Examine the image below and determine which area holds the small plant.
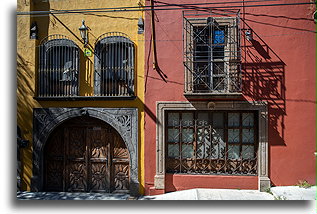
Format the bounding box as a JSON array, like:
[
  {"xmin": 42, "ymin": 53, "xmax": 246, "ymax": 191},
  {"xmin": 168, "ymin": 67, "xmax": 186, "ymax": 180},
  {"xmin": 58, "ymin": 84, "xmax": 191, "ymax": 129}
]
[
  {"xmin": 296, "ymin": 180, "xmax": 313, "ymax": 189},
  {"xmin": 274, "ymin": 195, "xmax": 287, "ymax": 200},
  {"xmin": 265, "ymin": 187, "xmax": 273, "ymax": 195}
]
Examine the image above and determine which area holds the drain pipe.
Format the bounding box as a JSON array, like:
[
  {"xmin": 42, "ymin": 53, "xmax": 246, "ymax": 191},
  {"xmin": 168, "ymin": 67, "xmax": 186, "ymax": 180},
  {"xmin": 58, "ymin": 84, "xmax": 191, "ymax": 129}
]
[{"xmin": 150, "ymin": 0, "xmax": 158, "ymax": 70}]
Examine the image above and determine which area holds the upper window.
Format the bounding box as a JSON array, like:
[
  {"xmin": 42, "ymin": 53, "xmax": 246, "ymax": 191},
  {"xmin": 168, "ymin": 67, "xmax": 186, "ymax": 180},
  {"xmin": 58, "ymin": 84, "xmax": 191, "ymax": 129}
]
[
  {"xmin": 94, "ymin": 32, "xmax": 135, "ymax": 97},
  {"xmin": 183, "ymin": 13, "xmax": 241, "ymax": 94},
  {"xmin": 38, "ymin": 35, "xmax": 79, "ymax": 97}
]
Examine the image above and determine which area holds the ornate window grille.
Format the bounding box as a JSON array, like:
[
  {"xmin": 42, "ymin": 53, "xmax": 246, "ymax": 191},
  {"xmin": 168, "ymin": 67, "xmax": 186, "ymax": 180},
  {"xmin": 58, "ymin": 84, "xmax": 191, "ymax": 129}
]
[
  {"xmin": 94, "ymin": 32, "xmax": 135, "ymax": 97},
  {"xmin": 183, "ymin": 10, "xmax": 241, "ymax": 94},
  {"xmin": 165, "ymin": 111, "xmax": 258, "ymax": 175},
  {"xmin": 38, "ymin": 35, "xmax": 79, "ymax": 97}
]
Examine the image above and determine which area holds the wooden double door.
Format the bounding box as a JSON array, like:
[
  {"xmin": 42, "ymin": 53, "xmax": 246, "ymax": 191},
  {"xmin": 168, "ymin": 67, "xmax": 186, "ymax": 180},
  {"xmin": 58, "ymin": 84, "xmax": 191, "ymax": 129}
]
[{"xmin": 44, "ymin": 117, "xmax": 130, "ymax": 193}]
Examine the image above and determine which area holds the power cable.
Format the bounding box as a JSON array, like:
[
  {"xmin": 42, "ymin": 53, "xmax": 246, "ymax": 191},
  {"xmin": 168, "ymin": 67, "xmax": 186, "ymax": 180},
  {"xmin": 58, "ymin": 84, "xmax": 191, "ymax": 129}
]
[
  {"xmin": 17, "ymin": 1, "xmax": 315, "ymax": 16},
  {"xmin": 152, "ymin": 0, "xmax": 279, "ymax": 8},
  {"xmin": 16, "ymin": 0, "xmax": 279, "ymax": 15}
]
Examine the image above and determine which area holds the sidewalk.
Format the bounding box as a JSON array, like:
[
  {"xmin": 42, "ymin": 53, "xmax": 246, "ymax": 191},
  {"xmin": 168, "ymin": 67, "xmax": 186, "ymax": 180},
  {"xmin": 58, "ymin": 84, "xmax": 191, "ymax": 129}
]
[
  {"xmin": 141, "ymin": 186, "xmax": 316, "ymax": 200},
  {"xmin": 17, "ymin": 191, "xmax": 135, "ymax": 200},
  {"xmin": 17, "ymin": 186, "xmax": 316, "ymax": 200},
  {"xmin": 141, "ymin": 189, "xmax": 274, "ymax": 200},
  {"xmin": 270, "ymin": 186, "xmax": 316, "ymax": 200}
]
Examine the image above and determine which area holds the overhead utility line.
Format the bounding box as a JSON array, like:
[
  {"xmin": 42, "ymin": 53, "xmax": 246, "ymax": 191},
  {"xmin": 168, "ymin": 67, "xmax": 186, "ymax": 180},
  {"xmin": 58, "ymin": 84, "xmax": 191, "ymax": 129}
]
[
  {"xmin": 152, "ymin": 0, "xmax": 279, "ymax": 8},
  {"xmin": 16, "ymin": 0, "xmax": 279, "ymax": 15},
  {"xmin": 17, "ymin": 1, "xmax": 315, "ymax": 16}
]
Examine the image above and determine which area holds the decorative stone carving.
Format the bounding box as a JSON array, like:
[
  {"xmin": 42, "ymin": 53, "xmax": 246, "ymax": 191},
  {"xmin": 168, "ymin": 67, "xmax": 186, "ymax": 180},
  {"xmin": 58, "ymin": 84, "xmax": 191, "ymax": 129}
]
[
  {"xmin": 32, "ymin": 107, "xmax": 139, "ymax": 196},
  {"xmin": 207, "ymin": 101, "xmax": 216, "ymax": 109}
]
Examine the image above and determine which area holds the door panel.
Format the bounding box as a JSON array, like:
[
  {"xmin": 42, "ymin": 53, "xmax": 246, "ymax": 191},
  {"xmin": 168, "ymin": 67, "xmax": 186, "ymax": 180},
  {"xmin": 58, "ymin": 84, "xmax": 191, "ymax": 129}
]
[
  {"xmin": 44, "ymin": 128, "xmax": 64, "ymax": 191},
  {"xmin": 65, "ymin": 127, "xmax": 87, "ymax": 192},
  {"xmin": 67, "ymin": 162, "xmax": 87, "ymax": 192},
  {"xmin": 112, "ymin": 134, "xmax": 130, "ymax": 192},
  {"xmin": 87, "ymin": 127, "xmax": 110, "ymax": 192},
  {"xmin": 45, "ymin": 160, "xmax": 64, "ymax": 191},
  {"xmin": 113, "ymin": 161, "xmax": 129, "ymax": 192}
]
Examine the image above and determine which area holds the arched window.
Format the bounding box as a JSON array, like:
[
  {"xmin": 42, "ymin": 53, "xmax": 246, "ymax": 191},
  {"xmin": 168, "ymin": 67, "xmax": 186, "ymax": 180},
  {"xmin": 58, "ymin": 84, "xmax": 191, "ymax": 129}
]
[
  {"xmin": 38, "ymin": 35, "xmax": 79, "ymax": 97},
  {"xmin": 94, "ymin": 32, "xmax": 135, "ymax": 97}
]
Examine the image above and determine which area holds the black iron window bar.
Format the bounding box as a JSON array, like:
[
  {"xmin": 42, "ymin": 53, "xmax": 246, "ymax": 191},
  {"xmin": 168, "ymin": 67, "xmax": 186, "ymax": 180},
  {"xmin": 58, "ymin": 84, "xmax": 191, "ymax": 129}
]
[
  {"xmin": 38, "ymin": 34, "xmax": 79, "ymax": 97},
  {"xmin": 94, "ymin": 32, "xmax": 135, "ymax": 97},
  {"xmin": 37, "ymin": 33, "xmax": 135, "ymax": 98},
  {"xmin": 165, "ymin": 111, "xmax": 258, "ymax": 175},
  {"xmin": 183, "ymin": 10, "xmax": 242, "ymax": 94}
]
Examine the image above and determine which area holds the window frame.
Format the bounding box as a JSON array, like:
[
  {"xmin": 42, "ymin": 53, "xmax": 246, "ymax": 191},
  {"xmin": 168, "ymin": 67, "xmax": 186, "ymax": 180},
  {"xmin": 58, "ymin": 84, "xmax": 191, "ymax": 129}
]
[
  {"xmin": 183, "ymin": 16, "xmax": 241, "ymax": 95},
  {"xmin": 154, "ymin": 101, "xmax": 270, "ymax": 191}
]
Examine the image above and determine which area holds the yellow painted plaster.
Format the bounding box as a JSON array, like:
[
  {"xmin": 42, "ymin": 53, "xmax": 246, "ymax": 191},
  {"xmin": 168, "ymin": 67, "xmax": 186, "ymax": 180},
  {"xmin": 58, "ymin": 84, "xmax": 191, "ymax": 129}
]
[{"xmin": 17, "ymin": 0, "xmax": 145, "ymax": 194}]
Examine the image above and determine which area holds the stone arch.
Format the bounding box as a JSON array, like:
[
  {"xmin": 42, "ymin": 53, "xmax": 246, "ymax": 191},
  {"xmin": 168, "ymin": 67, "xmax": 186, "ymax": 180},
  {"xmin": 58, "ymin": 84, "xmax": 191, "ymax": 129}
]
[{"xmin": 32, "ymin": 107, "xmax": 139, "ymax": 195}]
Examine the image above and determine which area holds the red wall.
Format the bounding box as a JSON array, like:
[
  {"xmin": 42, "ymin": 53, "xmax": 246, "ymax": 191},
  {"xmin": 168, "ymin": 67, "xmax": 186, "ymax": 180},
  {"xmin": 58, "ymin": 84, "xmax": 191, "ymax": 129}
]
[
  {"xmin": 165, "ymin": 174, "xmax": 258, "ymax": 192},
  {"xmin": 144, "ymin": 0, "xmax": 316, "ymax": 195}
]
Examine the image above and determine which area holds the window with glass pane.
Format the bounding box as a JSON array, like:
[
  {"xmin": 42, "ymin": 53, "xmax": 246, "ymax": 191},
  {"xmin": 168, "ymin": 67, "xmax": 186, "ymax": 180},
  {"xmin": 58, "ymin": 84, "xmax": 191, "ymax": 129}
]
[{"xmin": 166, "ymin": 111, "xmax": 258, "ymax": 175}]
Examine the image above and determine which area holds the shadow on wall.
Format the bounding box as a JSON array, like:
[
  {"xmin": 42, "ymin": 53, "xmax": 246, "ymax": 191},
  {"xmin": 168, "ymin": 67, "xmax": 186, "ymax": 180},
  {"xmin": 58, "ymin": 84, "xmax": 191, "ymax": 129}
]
[
  {"xmin": 17, "ymin": 53, "xmax": 37, "ymax": 190},
  {"xmin": 81, "ymin": 54, "xmax": 94, "ymax": 96},
  {"xmin": 32, "ymin": 0, "xmax": 50, "ymax": 94},
  {"xmin": 241, "ymin": 22, "xmax": 286, "ymax": 147},
  {"xmin": 16, "ymin": 0, "xmax": 51, "ymax": 191},
  {"xmin": 17, "ymin": 54, "xmax": 35, "ymax": 133},
  {"xmin": 32, "ymin": 0, "xmax": 50, "ymax": 41}
]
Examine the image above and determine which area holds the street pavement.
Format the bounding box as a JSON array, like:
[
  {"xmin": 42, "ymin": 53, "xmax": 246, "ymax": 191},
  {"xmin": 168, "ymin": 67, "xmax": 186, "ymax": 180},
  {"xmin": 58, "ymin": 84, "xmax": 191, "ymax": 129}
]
[
  {"xmin": 17, "ymin": 186, "xmax": 316, "ymax": 200},
  {"xmin": 141, "ymin": 186, "xmax": 316, "ymax": 200},
  {"xmin": 141, "ymin": 188, "xmax": 274, "ymax": 200}
]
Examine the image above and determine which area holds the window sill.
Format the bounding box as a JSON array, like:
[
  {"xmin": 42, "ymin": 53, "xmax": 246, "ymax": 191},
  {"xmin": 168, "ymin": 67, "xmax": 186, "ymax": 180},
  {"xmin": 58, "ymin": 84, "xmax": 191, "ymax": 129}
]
[
  {"xmin": 34, "ymin": 96, "xmax": 137, "ymax": 101},
  {"xmin": 166, "ymin": 172, "xmax": 257, "ymax": 176},
  {"xmin": 184, "ymin": 92, "xmax": 243, "ymax": 100}
]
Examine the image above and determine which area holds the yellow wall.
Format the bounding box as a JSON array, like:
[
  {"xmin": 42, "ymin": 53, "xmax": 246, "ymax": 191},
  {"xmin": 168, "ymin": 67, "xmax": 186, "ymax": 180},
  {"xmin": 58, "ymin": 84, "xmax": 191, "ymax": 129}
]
[{"xmin": 17, "ymin": 0, "xmax": 145, "ymax": 193}]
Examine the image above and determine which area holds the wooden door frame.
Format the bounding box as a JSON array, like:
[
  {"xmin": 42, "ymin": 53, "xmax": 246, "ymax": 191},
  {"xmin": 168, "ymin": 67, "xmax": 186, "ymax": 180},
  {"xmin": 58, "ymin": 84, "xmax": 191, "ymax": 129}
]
[{"xmin": 32, "ymin": 107, "xmax": 139, "ymax": 196}]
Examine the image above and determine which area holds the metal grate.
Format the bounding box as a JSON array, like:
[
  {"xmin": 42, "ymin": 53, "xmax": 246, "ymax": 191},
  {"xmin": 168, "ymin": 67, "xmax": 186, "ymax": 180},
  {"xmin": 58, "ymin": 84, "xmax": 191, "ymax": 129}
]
[
  {"xmin": 183, "ymin": 10, "xmax": 242, "ymax": 94},
  {"xmin": 94, "ymin": 32, "xmax": 135, "ymax": 97},
  {"xmin": 165, "ymin": 111, "xmax": 258, "ymax": 175},
  {"xmin": 38, "ymin": 34, "xmax": 79, "ymax": 97}
]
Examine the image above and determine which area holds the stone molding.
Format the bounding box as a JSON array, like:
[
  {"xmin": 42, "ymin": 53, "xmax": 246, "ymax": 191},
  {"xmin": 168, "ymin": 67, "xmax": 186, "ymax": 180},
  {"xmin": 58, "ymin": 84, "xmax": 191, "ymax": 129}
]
[
  {"xmin": 155, "ymin": 101, "xmax": 270, "ymax": 191},
  {"xmin": 31, "ymin": 107, "xmax": 139, "ymax": 195}
]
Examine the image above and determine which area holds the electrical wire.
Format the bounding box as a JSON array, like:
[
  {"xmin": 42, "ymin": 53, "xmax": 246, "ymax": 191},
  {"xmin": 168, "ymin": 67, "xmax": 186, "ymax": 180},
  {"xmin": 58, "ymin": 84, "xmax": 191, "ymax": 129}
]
[
  {"xmin": 152, "ymin": 0, "xmax": 279, "ymax": 8},
  {"xmin": 17, "ymin": 1, "xmax": 316, "ymax": 16},
  {"xmin": 16, "ymin": 0, "xmax": 279, "ymax": 15}
]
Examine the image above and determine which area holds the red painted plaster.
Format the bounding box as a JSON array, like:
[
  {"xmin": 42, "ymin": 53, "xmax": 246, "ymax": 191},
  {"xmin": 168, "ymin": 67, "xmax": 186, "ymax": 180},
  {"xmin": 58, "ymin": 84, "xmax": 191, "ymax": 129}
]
[
  {"xmin": 165, "ymin": 174, "xmax": 258, "ymax": 192},
  {"xmin": 144, "ymin": 0, "xmax": 316, "ymax": 195}
]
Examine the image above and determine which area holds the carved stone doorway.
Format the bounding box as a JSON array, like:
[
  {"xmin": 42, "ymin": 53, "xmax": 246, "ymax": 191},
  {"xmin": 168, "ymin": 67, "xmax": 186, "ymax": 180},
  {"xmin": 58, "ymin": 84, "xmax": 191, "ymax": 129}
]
[{"xmin": 43, "ymin": 116, "xmax": 130, "ymax": 193}]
